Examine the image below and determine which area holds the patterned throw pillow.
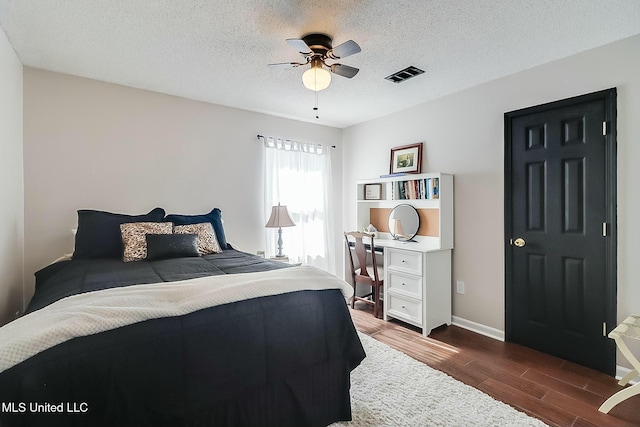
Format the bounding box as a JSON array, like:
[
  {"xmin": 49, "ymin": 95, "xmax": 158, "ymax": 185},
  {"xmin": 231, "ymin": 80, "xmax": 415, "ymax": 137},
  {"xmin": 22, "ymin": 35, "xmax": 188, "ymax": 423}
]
[
  {"xmin": 173, "ymin": 222, "xmax": 222, "ymax": 255},
  {"xmin": 120, "ymin": 222, "xmax": 173, "ymax": 262},
  {"xmin": 164, "ymin": 208, "xmax": 227, "ymax": 249}
]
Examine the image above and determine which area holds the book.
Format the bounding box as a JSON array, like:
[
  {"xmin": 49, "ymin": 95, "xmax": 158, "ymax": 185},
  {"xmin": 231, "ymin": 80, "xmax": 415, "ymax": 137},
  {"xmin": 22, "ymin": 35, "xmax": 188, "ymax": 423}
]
[{"xmin": 379, "ymin": 173, "xmax": 407, "ymax": 178}]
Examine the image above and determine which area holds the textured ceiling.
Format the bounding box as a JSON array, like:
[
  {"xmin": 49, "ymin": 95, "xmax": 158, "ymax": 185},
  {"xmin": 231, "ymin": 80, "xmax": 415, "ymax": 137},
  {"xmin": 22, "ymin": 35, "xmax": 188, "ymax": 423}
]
[{"xmin": 1, "ymin": 0, "xmax": 639, "ymax": 128}]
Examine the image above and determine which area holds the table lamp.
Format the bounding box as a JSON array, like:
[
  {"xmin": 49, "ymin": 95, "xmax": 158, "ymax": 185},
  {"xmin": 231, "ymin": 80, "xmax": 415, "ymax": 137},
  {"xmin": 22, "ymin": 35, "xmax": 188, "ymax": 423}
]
[
  {"xmin": 391, "ymin": 218, "xmax": 406, "ymax": 239},
  {"xmin": 265, "ymin": 203, "xmax": 296, "ymax": 258}
]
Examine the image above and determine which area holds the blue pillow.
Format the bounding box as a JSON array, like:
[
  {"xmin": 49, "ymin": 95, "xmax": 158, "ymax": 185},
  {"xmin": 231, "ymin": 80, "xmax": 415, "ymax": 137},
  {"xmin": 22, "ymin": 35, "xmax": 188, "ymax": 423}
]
[
  {"xmin": 164, "ymin": 208, "xmax": 227, "ymax": 249},
  {"xmin": 73, "ymin": 208, "xmax": 166, "ymax": 259}
]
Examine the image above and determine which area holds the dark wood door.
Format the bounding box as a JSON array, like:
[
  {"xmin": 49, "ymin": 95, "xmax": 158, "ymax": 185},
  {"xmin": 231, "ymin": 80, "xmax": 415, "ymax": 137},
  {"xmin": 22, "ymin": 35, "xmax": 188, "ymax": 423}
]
[{"xmin": 505, "ymin": 89, "xmax": 617, "ymax": 375}]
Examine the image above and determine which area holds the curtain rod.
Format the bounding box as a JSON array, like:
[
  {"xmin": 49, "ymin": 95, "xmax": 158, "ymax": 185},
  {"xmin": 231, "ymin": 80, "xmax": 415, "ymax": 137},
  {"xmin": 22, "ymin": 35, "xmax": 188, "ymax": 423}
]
[{"xmin": 257, "ymin": 134, "xmax": 336, "ymax": 149}]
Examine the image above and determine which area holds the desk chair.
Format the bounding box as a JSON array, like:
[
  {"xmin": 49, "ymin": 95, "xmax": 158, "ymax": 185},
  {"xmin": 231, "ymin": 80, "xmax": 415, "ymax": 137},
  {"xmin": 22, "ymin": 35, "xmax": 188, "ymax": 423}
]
[{"xmin": 344, "ymin": 231, "xmax": 384, "ymax": 318}]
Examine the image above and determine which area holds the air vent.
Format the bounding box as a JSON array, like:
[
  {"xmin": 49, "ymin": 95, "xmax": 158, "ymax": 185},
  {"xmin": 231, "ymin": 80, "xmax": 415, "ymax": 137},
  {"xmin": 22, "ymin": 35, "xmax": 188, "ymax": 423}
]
[{"xmin": 384, "ymin": 66, "xmax": 425, "ymax": 83}]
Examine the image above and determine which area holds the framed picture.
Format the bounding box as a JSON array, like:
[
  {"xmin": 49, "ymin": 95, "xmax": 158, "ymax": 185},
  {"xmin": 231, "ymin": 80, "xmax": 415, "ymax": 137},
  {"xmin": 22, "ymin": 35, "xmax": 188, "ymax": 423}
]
[
  {"xmin": 390, "ymin": 143, "xmax": 423, "ymax": 174},
  {"xmin": 364, "ymin": 183, "xmax": 382, "ymax": 200}
]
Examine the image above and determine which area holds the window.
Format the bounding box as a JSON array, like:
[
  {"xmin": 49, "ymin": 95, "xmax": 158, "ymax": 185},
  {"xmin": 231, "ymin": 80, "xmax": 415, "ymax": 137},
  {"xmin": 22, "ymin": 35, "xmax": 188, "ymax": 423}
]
[{"xmin": 263, "ymin": 137, "xmax": 334, "ymax": 273}]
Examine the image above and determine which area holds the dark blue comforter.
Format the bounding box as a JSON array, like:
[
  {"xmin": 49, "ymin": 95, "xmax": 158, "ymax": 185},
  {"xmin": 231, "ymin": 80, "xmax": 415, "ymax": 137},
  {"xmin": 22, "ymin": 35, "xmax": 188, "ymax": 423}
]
[{"xmin": 0, "ymin": 250, "xmax": 365, "ymax": 427}]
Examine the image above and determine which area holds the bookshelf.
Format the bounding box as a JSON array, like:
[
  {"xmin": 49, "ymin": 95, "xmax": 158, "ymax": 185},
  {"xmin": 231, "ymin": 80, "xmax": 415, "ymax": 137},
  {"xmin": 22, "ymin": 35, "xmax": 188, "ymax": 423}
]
[{"xmin": 355, "ymin": 173, "xmax": 453, "ymax": 249}]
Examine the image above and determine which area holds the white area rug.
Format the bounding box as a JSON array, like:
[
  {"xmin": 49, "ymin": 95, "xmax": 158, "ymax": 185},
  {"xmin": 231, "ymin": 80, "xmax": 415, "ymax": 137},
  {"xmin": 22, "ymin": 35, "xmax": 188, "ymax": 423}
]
[{"xmin": 331, "ymin": 333, "xmax": 548, "ymax": 427}]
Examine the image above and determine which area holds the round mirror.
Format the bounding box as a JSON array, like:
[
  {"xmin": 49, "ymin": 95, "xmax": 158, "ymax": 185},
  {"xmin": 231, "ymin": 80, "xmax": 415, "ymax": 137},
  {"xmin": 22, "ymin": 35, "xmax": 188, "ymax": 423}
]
[{"xmin": 388, "ymin": 204, "xmax": 420, "ymax": 241}]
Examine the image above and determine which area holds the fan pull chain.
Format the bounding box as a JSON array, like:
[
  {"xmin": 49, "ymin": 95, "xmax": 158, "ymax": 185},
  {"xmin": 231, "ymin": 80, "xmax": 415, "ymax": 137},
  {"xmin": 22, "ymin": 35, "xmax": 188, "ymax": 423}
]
[{"xmin": 313, "ymin": 90, "xmax": 319, "ymax": 119}]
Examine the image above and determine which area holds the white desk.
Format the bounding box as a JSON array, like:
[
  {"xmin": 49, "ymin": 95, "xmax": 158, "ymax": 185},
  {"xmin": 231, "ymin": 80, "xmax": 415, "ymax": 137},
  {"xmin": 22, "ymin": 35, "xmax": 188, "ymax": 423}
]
[{"xmin": 348, "ymin": 237, "xmax": 452, "ymax": 337}]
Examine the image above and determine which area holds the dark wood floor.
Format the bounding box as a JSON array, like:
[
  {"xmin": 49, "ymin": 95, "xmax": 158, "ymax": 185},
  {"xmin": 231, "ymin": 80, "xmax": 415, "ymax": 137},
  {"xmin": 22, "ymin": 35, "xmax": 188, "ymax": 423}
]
[{"xmin": 350, "ymin": 304, "xmax": 640, "ymax": 427}]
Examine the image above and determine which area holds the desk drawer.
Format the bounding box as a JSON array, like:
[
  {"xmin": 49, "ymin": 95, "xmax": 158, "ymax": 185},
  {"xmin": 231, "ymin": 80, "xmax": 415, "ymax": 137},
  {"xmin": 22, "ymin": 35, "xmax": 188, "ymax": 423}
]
[
  {"xmin": 386, "ymin": 248, "xmax": 422, "ymax": 275},
  {"xmin": 387, "ymin": 294, "xmax": 422, "ymax": 324},
  {"xmin": 387, "ymin": 271, "xmax": 422, "ymax": 298}
]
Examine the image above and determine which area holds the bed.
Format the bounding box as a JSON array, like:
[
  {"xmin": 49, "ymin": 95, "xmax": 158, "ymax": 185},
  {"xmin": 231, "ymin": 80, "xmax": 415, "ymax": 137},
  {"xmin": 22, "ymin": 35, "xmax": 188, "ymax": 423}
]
[{"xmin": 0, "ymin": 208, "xmax": 365, "ymax": 427}]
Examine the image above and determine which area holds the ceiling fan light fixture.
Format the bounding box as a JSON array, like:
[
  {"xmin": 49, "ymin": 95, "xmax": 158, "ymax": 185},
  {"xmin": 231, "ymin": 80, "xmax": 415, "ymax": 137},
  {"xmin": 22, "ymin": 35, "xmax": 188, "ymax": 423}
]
[{"xmin": 302, "ymin": 59, "xmax": 331, "ymax": 91}]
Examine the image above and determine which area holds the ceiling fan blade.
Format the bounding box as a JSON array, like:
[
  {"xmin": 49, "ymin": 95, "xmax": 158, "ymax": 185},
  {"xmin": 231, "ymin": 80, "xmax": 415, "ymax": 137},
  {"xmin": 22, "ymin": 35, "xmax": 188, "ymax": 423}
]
[
  {"xmin": 327, "ymin": 40, "xmax": 361, "ymax": 59},
  {"xmin": 286, "ymin": 38, "xmax": 312, "ymax": 55},
  {"xmin": 330, "ymin": 63, "xmax": 359, "ymax": 78},
  {"xmin": 268, "ymin": 62, "xmax": 305, "ymax": 69}
]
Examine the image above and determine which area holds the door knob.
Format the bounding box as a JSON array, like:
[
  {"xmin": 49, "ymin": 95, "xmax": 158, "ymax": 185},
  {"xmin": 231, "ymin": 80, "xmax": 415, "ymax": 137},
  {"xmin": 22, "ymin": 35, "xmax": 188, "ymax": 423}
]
[{"xmin": 513, "ymin": 238, "xmax": 526, "ymax": 248}]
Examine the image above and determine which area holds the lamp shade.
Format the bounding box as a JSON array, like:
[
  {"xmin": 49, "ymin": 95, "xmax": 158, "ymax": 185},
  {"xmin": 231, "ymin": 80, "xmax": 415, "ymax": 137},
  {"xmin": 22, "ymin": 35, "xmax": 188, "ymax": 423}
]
[
  {"xmin": 302, "ymin": 58, "xmax": 331, "ymax": 91},
  {"xmin": 391, "ymin": 219, "xmax": 405, "ymax": 236},
  {"xmin": 265, "ymin": 205, "xmax": 295, "ymax": 228}
]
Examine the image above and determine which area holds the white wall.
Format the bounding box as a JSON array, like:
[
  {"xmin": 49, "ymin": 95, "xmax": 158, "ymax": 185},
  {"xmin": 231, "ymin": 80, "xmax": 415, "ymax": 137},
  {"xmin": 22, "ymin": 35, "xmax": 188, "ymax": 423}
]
[
  {"xmin": 0, "ymin": 28, "xmax": 24, "ymax": 325},
  {"xmin": 343, "ymin": 34, "xmax": 640, "ymax": 334},
  {"xmin": 23, "ymin": 68, "xmax": 343, "ymax": 303}
]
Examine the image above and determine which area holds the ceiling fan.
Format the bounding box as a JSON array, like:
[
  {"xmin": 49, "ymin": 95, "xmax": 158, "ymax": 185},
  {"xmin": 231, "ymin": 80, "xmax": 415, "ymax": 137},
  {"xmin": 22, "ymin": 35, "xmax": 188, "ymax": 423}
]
[{"xmin": 269, "ymin": 33, "xmax": 361, "ymax": 91}]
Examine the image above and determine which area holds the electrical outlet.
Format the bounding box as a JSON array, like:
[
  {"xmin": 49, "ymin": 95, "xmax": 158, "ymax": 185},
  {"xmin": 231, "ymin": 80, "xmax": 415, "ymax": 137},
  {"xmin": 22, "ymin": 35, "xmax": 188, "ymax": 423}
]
[{"xmin": 456, "ymin": 281, "xmax": 465, "ymax": 295}]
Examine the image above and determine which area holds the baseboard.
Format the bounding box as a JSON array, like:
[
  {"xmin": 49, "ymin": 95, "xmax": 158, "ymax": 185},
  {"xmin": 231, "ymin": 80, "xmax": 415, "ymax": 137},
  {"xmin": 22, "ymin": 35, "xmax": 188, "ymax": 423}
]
[
  {"xmin": 452, "ymin": 316, "xmax": 638, "ymax": 382},
  {"xmin": 451, "ymin": 316, "xmax": 505, "ymax": 342}
]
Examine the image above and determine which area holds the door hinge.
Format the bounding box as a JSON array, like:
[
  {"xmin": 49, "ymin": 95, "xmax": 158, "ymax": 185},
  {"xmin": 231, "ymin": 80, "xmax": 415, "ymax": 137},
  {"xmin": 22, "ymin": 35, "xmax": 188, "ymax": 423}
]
[
  {"xmin": 602, "ymin": 222, "xmax": 608, "ymax": 237},
  {"xmin": 602, "ymin": 121, "xmax": 607, "ymax": 136},
  {"xmin": 603, "ymin": 322, "xmax": 607, "ymax": 337}
]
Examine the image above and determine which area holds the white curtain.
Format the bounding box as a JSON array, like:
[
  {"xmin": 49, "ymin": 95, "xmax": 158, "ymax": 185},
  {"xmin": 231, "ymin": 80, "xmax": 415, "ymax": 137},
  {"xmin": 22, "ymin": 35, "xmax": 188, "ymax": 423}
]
[{"xmin": 263, "ymin": 136, "xmax": 335, "ymax": 274}]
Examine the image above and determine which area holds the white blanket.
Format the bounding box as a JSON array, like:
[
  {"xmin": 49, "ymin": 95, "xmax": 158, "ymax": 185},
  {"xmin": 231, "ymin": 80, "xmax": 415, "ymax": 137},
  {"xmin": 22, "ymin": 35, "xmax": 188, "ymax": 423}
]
[{"xmin": 0, "ymin": 266, "xmax": 353, "ymax": 374}]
